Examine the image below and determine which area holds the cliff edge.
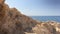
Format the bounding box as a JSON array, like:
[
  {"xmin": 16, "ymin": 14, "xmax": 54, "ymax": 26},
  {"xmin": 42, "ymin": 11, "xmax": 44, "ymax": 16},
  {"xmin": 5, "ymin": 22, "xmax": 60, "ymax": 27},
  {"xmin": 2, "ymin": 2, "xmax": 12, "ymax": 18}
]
[{"xmin": 0, "ymin": 0, "xmax": 60, "ymax": 34}]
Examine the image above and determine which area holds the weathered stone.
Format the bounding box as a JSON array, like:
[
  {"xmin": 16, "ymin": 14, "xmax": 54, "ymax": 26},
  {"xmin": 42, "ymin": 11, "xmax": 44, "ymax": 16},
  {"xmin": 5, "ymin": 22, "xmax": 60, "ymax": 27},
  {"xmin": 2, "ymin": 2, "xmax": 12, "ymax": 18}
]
[{"xmin": 0, "ymin": 0, "xmax": 60, "ymax": 34}]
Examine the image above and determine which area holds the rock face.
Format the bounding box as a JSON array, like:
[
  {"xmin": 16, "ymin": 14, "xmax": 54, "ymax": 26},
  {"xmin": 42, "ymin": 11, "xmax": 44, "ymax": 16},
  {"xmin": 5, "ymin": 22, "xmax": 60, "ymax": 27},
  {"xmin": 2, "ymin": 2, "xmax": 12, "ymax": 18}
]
[
  {"xmin": 0, "ymin": 0, "xmax": 60, "ymax": 34},
  {"xmin": 0, "ymin": 0, "xmax": 37, "ymax": 34}
]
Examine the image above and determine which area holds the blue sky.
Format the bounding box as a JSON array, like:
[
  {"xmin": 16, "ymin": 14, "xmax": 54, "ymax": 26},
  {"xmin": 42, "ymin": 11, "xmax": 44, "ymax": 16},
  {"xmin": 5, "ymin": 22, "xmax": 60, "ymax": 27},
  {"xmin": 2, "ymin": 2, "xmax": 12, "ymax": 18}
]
[{"xmin": 5, "ymin": 0, "xmax": 60, "ymax": 16}]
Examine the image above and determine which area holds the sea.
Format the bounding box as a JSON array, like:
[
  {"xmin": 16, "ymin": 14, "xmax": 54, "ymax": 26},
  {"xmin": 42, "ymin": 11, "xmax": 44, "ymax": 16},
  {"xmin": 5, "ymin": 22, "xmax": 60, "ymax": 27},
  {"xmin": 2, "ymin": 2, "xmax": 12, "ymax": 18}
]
[{"xmin": 30, "ymin": 16, "xmax": 60, "ymax": 22}]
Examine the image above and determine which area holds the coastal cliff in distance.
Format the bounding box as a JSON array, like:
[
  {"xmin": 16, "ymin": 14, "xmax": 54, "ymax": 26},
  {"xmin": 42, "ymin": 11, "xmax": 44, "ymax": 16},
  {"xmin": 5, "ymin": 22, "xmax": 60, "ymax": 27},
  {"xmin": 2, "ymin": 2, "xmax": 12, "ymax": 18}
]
[{"xmin": 0, "ymin": 0, "xmax": 60, "ymax": 34}]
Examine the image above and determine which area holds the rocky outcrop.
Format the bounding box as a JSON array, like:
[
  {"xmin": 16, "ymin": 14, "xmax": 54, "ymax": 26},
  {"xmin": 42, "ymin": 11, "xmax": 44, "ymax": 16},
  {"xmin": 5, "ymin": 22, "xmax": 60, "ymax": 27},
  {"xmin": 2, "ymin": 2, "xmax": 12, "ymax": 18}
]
[
  {"xmin": 0, "ymin": 0, "xmax": 37, "ymax": 34},
  {"xmin": 0, "ymin": 0, "xmax": 60, "ymax": 34},
  {"xmin": 32, "ymin": 21, "xmax": 60, "ymax": 34}
]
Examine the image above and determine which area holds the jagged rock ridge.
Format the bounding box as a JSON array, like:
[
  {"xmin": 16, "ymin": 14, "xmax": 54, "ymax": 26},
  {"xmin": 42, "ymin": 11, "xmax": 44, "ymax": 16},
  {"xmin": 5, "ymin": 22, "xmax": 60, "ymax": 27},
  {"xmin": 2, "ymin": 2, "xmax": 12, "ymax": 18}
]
[{"xmin": 0, "ymin": 0, "xmax": 60, "ymax": 34}]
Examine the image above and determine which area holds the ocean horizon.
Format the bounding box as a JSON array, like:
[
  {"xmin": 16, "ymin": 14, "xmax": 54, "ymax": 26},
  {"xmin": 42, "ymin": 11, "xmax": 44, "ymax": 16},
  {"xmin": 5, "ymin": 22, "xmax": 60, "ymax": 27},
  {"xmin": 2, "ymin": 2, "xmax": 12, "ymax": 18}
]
[{"xmin": 30, "ymin": 16, "xmax": 60, "ymax": 22}]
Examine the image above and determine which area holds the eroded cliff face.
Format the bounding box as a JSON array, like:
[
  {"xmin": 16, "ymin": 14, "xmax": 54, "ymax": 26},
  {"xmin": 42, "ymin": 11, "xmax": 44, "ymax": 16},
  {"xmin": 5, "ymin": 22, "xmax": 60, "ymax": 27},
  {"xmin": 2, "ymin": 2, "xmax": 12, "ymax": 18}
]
[
  {"xmin": 0, "ymin": 0, "xmax": 60, "ymax": 34},
  {"xmin": 0, "ymin": 0, "xmax": 37, "ymax": 34}
]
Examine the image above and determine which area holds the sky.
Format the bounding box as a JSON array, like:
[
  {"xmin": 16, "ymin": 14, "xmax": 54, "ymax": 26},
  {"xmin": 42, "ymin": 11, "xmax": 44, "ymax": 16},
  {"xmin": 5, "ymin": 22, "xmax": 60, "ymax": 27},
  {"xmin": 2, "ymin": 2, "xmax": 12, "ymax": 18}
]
[{"xmin": 5, "ymin": 0, "xmax": 60, "ymax": 16}]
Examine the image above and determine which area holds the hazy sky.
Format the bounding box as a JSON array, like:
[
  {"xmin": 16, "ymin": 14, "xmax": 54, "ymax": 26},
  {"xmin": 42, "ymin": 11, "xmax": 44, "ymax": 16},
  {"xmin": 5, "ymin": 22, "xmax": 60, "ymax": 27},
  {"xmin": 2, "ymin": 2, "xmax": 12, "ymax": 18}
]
[{"xmin": 5, "ymin": 0, "xmax": 60, "ymax": 16}]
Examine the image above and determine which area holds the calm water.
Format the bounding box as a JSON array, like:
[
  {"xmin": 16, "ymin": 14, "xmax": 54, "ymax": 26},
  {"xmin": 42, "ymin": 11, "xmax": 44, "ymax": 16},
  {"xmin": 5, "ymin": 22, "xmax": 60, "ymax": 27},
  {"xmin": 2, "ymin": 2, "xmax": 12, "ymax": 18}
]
[{"xmin": 31, "ymin": 16, "xmax": 60, "ymax": 22}]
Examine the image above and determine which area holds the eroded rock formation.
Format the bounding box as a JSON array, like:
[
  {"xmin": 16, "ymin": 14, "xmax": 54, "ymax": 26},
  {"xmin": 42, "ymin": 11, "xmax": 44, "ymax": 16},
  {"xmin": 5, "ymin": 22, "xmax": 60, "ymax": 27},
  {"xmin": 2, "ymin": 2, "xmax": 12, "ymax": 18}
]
[
  {"xmin": 0, "ymin": 0, "xmax": 60, "ymax": 34},
  {"xmin": 0, "ymin": 0, "xmax": 37, "ymax": 34}
]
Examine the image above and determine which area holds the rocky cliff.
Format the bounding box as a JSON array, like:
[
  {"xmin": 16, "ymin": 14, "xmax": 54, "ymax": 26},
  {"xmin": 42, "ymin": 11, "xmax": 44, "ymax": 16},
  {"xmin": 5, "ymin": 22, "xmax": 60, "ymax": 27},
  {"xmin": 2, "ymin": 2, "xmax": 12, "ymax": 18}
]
[{"xmin": 0, "ymin": 0, "xmax": 60, "ymax": 34}]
